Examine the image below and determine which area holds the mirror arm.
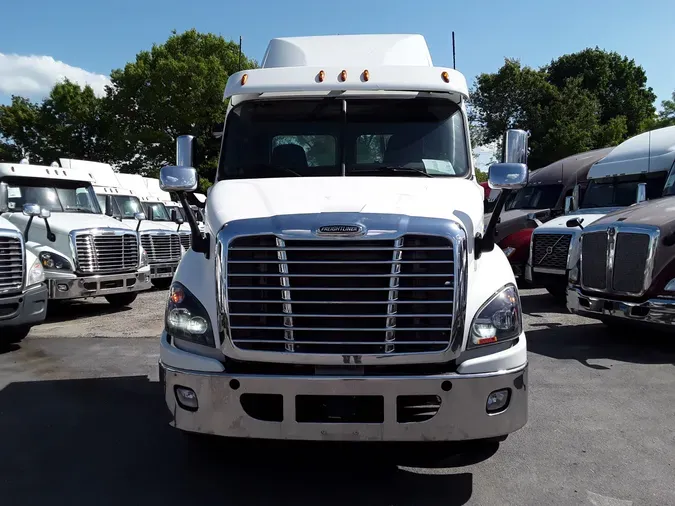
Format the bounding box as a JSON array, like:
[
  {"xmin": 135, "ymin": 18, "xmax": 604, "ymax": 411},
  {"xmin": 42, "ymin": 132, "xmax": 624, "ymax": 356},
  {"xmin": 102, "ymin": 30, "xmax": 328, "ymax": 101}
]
[
  {"xmin": 24, "ymin": 216, "xmax": 34, "ymax": 240},
  {"xmin": 43, "ymin": 217, "xmax": 55, "ymax": 242},
  {"xmin": 177, "ymin": 192, "xmax": 209, "ymax": 258},
  {"xmin": 136, "ymin": 220, "xmax": 142, "ymax": 233},
  {"xmin": 475, "ymin": 189, "xmax": 512, "ymax": 259}
]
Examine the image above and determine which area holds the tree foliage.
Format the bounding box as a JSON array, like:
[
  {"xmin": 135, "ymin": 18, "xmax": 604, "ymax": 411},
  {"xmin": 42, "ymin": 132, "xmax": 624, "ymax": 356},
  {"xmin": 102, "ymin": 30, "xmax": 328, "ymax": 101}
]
[{"xmin": 470, "ymin": 48, "xmax": 657, "ymax": 168}]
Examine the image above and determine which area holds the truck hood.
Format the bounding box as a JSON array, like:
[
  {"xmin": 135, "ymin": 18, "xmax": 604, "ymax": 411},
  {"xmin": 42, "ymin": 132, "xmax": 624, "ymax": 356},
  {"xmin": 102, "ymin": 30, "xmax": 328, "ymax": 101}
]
[
  {"xmin": 487, "ymin": 208, "xmax": 552, "ymax": 241},
  {"xmin": 5, "ymin": 212, "xmax": 135, "ymax": 235},
  {"xmin": 120, "ymin": 218, "xmax": 180, "ymax": 232},
  {"xmin": 534, "ymin": 207, "xmax": 624, "ymax": 233},
  {"xmin": 590, "ymin": 197, "xmax": 675, "ymax": 230},
  {"xmin": 0, "ymin": 215, "xmax": 20, "ymax": 233},
  {"xmin": 207, "ymin": 177, "xmax": 484, "ymax": 237}
]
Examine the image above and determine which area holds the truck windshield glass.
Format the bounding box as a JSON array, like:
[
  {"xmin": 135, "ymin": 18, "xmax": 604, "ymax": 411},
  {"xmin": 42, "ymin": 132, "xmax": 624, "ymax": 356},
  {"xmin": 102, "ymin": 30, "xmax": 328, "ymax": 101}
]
[
  {"xmin": 581, "ymin": 173, "xmax": 667, "ymax": 208},
  {"xmin": 663, "ymin": 161, "xmax": 675, "ymax": 197},
  {"xmin": 218, "ymin": 97, "xmax": 469, "ymax": 180},
  {"xmin": 142, "ymin": 202, "xmax": 170, "ymax": 221},
  {"xmin": 4, "ymin": 179, "xmax": 100, "ymax": 213},
  {"xmin": 505, "ymin": 184, "xmax": 563, "ymax": 210},
  {"xmin": 114, "ymin": 196, "xmax": 143, "ymax": 219}
]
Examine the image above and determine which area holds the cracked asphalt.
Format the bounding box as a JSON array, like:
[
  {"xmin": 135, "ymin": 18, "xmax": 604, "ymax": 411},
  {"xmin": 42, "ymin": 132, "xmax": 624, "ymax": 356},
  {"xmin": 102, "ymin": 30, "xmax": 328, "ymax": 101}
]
[{"xmin": 1, "ymin": 287, "xmax": 674, "ymax": 506}]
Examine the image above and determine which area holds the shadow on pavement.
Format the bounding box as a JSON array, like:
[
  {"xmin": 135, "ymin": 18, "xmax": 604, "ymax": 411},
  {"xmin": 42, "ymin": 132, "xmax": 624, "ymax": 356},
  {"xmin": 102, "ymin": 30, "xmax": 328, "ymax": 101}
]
[
  {"xmin": 527, "ymin": 322, "xmax": 675, "ymax": 368},
  {"xmin": 43, "ymin": 300, "xmax": 133, "ymax": 324},
  {"xmin": 520, "ymin": 291, "xmax": 568, "ymax": 316},
  {"xmin": 0, "ymin": 375, "xmax": 480, "ymax": 506}
]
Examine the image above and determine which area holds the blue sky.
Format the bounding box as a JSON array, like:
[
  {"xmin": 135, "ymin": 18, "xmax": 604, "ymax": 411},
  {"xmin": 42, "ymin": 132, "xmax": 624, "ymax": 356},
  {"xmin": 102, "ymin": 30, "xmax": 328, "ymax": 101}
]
[{"xmin": 1, "ymin": 0, "xmax": 674, "ymax": 168}]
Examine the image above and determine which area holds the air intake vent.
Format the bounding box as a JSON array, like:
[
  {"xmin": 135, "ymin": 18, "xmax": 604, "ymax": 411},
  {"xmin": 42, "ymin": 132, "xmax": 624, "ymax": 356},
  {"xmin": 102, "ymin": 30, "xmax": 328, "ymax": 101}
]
[{"xmin": 397, "ymin": 395, "xmax": 442, "ymax": 423}]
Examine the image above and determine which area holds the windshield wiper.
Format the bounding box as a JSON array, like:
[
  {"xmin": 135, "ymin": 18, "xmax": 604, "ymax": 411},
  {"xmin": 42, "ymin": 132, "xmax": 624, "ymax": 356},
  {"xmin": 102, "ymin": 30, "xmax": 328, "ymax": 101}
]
[
  {"xmin": 350, "ymin": 166, "xmax": 434, "ymax": 178},
  {"xmin": 64, "ymin": 206, "xmax": 93, "ymax": 213}
]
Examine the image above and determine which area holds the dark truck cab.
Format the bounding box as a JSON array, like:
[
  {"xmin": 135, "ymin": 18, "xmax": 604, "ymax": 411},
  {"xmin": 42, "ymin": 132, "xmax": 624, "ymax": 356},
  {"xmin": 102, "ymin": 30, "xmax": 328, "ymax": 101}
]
[
  {"xmin": 567, "ymin": 164, "xmax": 675, "ymax": 329},
  {"xmin": 491, "ymin": 147, "xmax": 613, "ymax": 277}
]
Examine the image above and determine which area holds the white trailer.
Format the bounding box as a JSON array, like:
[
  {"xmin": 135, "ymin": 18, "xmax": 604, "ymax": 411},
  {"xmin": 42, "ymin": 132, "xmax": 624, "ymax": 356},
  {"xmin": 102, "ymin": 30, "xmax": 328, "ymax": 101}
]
[{"xmin": 157, "ymin": 34, "xmax": 529, "ymax": 445}]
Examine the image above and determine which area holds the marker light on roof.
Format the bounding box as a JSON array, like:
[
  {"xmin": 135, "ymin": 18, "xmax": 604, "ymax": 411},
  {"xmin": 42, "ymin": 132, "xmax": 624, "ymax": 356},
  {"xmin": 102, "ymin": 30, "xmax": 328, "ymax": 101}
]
[
  {"xmin": 362, "ymin": 70, "xmax": 370, "ymax": 82},
  {"xmin": 318, "ymin": 70, "xmax": 325, "ymax": 82},
  {"xmin": 340, "ymin": 70, "xmax": 347, "ymax": 82},
  {"xmin": 240, "ymin": 74, "xmax": 248, "ymax": 85},
  {"xmin": 441, "ymin": 71, "xmax": 450, "ymax": 83}
]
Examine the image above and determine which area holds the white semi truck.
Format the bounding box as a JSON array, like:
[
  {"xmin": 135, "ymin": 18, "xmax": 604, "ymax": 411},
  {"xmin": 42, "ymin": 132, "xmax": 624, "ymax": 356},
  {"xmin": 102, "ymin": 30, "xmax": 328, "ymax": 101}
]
[
  {"xmin": 0, "ymin": 162, "xmax": 151, "ymax": 308},
  {"xmin": 158, "ymin": 34, "xmax": 529, "ymax": 444},
  {"xmin": 58, "ymin": 159, "xmax": 185, "ymax": 289},
  {"xmin": 0, "ymin": 212, "xmax": 48, "ymax": 344},
  {"xmin": 526, "ymin": 126, "xmax": 675, "ymax": 299}
]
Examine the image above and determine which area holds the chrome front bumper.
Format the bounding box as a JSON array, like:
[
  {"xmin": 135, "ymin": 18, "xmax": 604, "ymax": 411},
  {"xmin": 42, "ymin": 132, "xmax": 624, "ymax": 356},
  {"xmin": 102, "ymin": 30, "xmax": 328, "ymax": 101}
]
[
  {"xmin": 48, "ymin": 270, "xmax": 152, "ymax": 300},
  {"xmin": 567, "ymin": 287, "xmax": 675, "ymax": 328},
  {"xmin": 161, "ymin": 361, "xmax": 528, "ymax": 442},
  {"xmin": 149, "ymin": 262, "xmax": 179, "ymax": 279}
]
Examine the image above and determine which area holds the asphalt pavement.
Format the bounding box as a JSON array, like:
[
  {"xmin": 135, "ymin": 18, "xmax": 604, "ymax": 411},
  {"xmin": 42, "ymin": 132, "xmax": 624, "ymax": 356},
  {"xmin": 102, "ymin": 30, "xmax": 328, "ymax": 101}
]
[{"xmin": 1, "ymin": 288, "xmax": 674, "ymax": 506}]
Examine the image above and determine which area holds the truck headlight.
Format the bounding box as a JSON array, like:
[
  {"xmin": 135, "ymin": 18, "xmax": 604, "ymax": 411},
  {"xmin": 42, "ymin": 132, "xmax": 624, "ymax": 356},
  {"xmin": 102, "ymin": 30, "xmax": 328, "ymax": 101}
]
[
  {"xmin": 469, "ymin": 284, "xmax": 522, "ymax": 348},
  {"xmin": 39, "ymin": 251, "xmax": 72, "ymax": 270},
  {"xmin": 502, "ymin": 247, "xmax": 516, "ymax": 258},
  {"xmin": 140, "ymin": 247, "xmax": 149, "ymax": 267},
  {"xmin": 165, "ymin": 281, "xmax": 214, "ymax": 346},
  {"xmin": 27, "ymin": 258, "xmax": 45, "ymax": 286}
]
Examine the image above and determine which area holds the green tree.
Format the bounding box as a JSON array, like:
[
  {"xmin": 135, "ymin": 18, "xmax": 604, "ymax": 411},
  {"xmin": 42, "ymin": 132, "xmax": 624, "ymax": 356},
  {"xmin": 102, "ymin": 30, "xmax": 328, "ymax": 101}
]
[
  {"xmin": 0, "ymin": 81, "xmax": 108, "ymax": 164},
  {"xmin": 0, "ymin": 140, "xmax": 21, "ymax": 162},
  {"xmin": 654, "ymin": 91, "xmax": 675, "ymax": 128},
  {"xmin": 104, "ymin": 29, "xmax": 257, "ymax": 179}
]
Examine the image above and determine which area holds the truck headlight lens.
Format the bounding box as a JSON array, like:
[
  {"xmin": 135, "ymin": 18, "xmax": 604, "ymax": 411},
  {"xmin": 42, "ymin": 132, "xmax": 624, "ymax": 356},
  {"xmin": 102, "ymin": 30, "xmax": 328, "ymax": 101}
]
[
  {"xmin": 39, "ymin": 251, "xmax": 72, "ymax": 270},
  {"xmin": 140, "ymin": 247, "xmax": 149, "ymax": 267},
  {"xmin": 502, "ymin": 247, "xmax": 516, "ymax": 258},
  {"xmin": 664, "ymin": 279, "xmax": 675, "ymax": 292},
  {"xmin": 165, "ymin": 281, "xmax": 214, "ymax": 346},
  {"xmin": 27, "ymin": 258, "xmax": 45, "ymax": 286},
  {"xmin": 469, "ymin": 284, "xmax": 522, "ymax": 348}
]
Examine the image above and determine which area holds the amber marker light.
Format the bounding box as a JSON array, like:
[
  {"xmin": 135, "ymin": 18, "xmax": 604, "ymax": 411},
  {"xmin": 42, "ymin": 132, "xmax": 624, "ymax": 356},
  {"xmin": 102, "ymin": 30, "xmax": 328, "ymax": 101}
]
[
  {"xmin": 441, "ymin": 71, "xmax": 450, "ymax": 83},
  {"xmin": 240, "ymin": 73, "xmax": 248, "ymax": 85},
  {"xmin": 362, "ymin": 69, "xmax": 370, "ymax": 81},
  {"xmin": 318, "ymin": 70, "xmax": 326, "ymax": 82},
  {"xmin": 170, "ymin": 285, "xmax": 185, "ymax": 304},
  {"xmin": 340, "ymin": 69, "xmax": 348, "ymax": 82}
]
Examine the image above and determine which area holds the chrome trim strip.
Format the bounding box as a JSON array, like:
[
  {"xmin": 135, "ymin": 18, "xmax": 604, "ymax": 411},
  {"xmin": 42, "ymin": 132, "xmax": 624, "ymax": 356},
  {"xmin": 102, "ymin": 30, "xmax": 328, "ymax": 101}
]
[
  {"xmin": 276, "ymin": 237, "xmax": 294, "ymax": 352},
  {"xmin": 532, "ymin": 266, "xmax": 566, "ymax": 275},
  {"xmin": 0, "ymin": 228, "xmax": 25, "ymax": 295},
  {"xmin": 579, "ymin": 223, "xmax": 660, "ymax": 297},
  {"xmin": 215, "ymin": 213, "xmax": 467, "ymax": 366}
]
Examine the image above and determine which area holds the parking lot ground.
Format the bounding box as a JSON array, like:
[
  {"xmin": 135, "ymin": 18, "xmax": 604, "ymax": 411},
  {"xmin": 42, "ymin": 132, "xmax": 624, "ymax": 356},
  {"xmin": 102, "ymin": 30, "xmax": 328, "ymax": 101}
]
[{"xmin": 1, "ymin": 288, "xmax": 675, "ymax": 505}]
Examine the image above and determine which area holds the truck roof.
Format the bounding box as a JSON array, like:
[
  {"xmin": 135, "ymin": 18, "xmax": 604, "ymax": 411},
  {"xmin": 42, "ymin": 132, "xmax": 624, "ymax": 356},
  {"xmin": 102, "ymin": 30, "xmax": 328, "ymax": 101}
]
[
  {"xmin": 224, "ymin": 34, "xmax": 468, "ymax": 100},
  {"xmin": 588, "ymin": 126, "xmax": 675, "ymax": 179},
  {"xmin": 59, "ymin": 158, "xmax": 135, "ymax": 196},
  {"xmin": 0, "ymin": 162, "xmax": 92, "ymax": 183},
  {"xmin": 116, "ymin": 173, "xmax": 158, "ymax": 202},
  {"xmin": 143, "ymin": 176, "xmax": 172, "ymax": 203},
  {"xmin": 529, "ymin": 147, "xmax": 614, "ymax": 187}
]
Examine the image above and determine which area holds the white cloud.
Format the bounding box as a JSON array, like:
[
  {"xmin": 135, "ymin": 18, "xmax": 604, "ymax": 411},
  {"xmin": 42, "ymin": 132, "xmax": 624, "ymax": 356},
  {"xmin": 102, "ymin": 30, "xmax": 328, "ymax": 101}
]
[
  {"xmin": 0, "ymin": 53, "xmax": 111, "ymax": 98},
  {"xmin": 473, "ymin": 142, "xmax": 498, "ymax": 172}
]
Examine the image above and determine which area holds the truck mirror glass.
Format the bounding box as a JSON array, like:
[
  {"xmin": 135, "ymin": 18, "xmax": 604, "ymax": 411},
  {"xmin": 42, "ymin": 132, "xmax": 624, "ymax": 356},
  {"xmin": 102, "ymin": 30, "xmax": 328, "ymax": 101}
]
[
  {"xmin": 160, "ymin": 165, "xmax": 198, "ymax": 193},
  {"xmin": 564, "ymin": 196, "xmax": 575, "ymax": 214},
  {"xmin": 636, "ymin": 182, "xmax": 647, "ymax": 204},
  {"xmin": 176, "ymin": 135, "xmax": 195, "ymax": 167},
  {"xmin": 0, "ymin": 183, "xmax": 8, "ymax": 212},
  {"xmin": 503, "ymin": 129, "xmax": 529, "ymax": 164},
  {"xmin": 488, "ymin": 163, "xmax": 528, "ymax": 190},
  {"xmin": 134, "ymin": 212, "xmax": 146, "ymax": 221},
  {"xmin": 566, "ymin": 218, "xmax": 584, "ymax": 229},
  {"xmin": 22, "ymin": 203, "xmax": 41, "ymax": 217},
  {"xmin": 40, "ymin": 208, "xmax": 51, "ymax": 219}
]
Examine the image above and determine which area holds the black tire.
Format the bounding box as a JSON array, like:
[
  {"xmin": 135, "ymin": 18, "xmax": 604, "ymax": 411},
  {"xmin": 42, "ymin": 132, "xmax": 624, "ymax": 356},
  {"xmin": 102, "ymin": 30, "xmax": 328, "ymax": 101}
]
[
  {"xmin": 3, "ymin": 326, "xmax": 31, "ymax": 344},
  {"xmin": 104, "ymin": 293, "xmax": 138, "ymax": 307},
  {"xmin": 544, "ymin": 284, "xmax": 567, "ymax": 303},
  {"xmin": 151, "ymin": 278, "xmax": 172, "ymax": 290}
]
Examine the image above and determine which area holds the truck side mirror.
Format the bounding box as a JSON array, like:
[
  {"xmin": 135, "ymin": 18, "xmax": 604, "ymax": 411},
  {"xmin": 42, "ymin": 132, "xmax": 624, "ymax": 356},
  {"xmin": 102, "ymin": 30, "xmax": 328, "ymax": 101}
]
[
  {"xmin": 636, "ymin": 182, "xmax": 647, "ymax": 204},
  {"xmin": 147, "ymin": 207, "xmax": 155, "ymax": 221},
  {"xmin": 564, "ymin": 196, "xmax": 575, "ymax": 214},
  {"xmin": 134, "ymin": 211, "xmax": 145, "ymax": 232},
  {"xmin": 40, "ymin": 208, "xmax": 55, "ymax": 242},
  {"xmin": 22, "ymin": 203, "xmax": 41, "ymax": 217},
  {"xmin": 566, "ymin": 218, "xmax": 584, "ymax": 230},
  {"xmin": 104, "ymin": 194, "xmax": 115, "ymax": 217},
  {"xmin": 22, "ymin": 203, "xmax": 55, "ymax": 241},
  {"xmin": 503, "ymin": 129, "xmax": 529, "ymax": 164},
  {"xmin": 0, "ymin": 183, "xmax": 8, "ymax": 213}
]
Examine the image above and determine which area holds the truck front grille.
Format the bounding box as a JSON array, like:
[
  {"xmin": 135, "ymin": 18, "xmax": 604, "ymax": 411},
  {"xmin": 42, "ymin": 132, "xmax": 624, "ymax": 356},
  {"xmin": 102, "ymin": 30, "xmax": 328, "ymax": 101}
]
[
  {"xmin": 179, "ymin": 233, "xmax": 192, "ymax": 251},
  {"xmin": 141, "ymin": 233, "xmax": 182, "ymax": 263},
  {"xmin": 75, "ymin": 232, "xmax": 139, "ymax": 274},
  {"xmin": 532, "ymin": 233, "xmax": 572, "ymax": 270},
  {"xmin": 226, "ymin": 235, "xmax": 455, "ymax": 355},
  {"xmin": 582, "ymin": 229, "xmax": 653, "ymax": 295},
  {"xmin": 0, "ymin": 235, "xmax": 24, "ymax": 293}
]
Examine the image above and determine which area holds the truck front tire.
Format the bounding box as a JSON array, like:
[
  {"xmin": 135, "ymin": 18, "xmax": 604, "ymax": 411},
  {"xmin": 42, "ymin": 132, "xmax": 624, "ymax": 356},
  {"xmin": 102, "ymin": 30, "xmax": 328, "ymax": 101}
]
[
  {"xmin": 2, "ymin": 326, "xmax": 31, "ymax": 345},
  {"xmin": 104, "ymin": 293, "xmax": 138, "ymax": 307}
]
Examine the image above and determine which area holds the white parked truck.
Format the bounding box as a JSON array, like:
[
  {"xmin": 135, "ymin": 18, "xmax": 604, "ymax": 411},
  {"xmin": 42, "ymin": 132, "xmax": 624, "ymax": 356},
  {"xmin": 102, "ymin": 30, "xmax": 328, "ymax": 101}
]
[
  {"xmin": 60, "ymin": 157, "xmax": 186, "ymax": 290},
  {"xmin": 526, "ymin": 126, "xmax": 675, "ymax": 299},
  {"xmin": 0, "ymin": 212, "xmax": 48, "ymax": 344},
  {"xmin": 158, "ymin": 34, "xmax": 529, "ymax": 444},
  {"xmin": 0, "ymin": 162, "xmax": 151, "ymax": 307}
]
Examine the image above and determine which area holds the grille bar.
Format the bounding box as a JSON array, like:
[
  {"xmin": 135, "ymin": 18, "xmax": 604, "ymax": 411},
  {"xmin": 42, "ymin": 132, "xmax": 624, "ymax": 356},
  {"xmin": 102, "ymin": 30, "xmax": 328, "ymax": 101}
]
[
  {"xmin": 532, "ymin": 233, "xmax": 572, "ymax": 270},
  {"xmin": 75, "ymin": 232, "xmax": 139, "ymax": 274},
  {"xmin": 141, "ymin": 233, "xmax": 182, "ymax": 263},
  {"xmin": 0, "ymin": 234, "xmax": 24, "ymax": 292},
  {"xmin": 226, "ymin": 234, "xmax": 454, "ymax": 355}
]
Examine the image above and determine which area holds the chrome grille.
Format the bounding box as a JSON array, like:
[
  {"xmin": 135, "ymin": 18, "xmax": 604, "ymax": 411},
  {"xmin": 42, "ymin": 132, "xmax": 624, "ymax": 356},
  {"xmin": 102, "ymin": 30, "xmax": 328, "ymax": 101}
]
[
  {"xmin": 141, "ymin": 233, "xmax": 182, "ymax": 263},
  {"xmin": 179, "ymin": 233, "xmax": 192, "ymax": 251},
  {"xmin": 226, "ymin": 234, "xmax": 454, "ymax": 355},
  {"xmin": 581, "ymin": 227, "xmax": 655, "ymax": 295},
  {"xmin": 75, "ymin": 232, "xmax": 139, "ymax": 274},
  {"xmin": 0, "ymin": 234, "xmax": 24, "ymax": 293},
  {"xmin": 533, "ymin": 233, "xmax": 572, "ymax": 270}
]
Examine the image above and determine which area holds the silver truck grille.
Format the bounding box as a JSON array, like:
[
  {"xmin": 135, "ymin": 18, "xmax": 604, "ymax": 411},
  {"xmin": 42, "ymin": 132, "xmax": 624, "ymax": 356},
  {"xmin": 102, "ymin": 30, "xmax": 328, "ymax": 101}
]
[
  {"xmin": 581, "ymin": 228, "xmax": 655, "ymax": 296},
  {"xmin": 141, "ymin": 233, "xmax": 182, "ymax": 263},
  {"xmin": 532, "ymin": 233, "xmax": 572, "ymax": 270},
  {"xmin": 75, "ymin": 232, "xmax": 139, "ymax": 274},
  {"xmin": 0, "ymin": 235, "xmax": 24, "ymax": 293},
  {"xmin": 226, "ymin": 234, "xmax": 454, "ymax": 355},
  {"xmin": 179, "ymin": 233, "xmax": 192, "ymax": 251}
]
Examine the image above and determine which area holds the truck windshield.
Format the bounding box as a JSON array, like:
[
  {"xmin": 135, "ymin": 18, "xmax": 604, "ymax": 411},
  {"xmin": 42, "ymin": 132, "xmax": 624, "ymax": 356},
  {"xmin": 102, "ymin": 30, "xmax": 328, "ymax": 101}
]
[
  {"xmin": 4, "ymin": 179, "xmax": 100, "ymax": 214},
  {"xmin": 142, "ymin": 202, "xmax": 170, "ymax": 221},
  {"xmin": 505, "ymin": 184, "xmax": 563, "ymax": 210},
  {"xmin": 218, "ymin": 97, "xmax": 469, "ymax": 180},
  {"xmin": 663, "ymin": 161, "xmax": 675, "ymax": 197},
  {"xmin": 581, "ymin": 173, "xmax": 667, "ymax": 208}
]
